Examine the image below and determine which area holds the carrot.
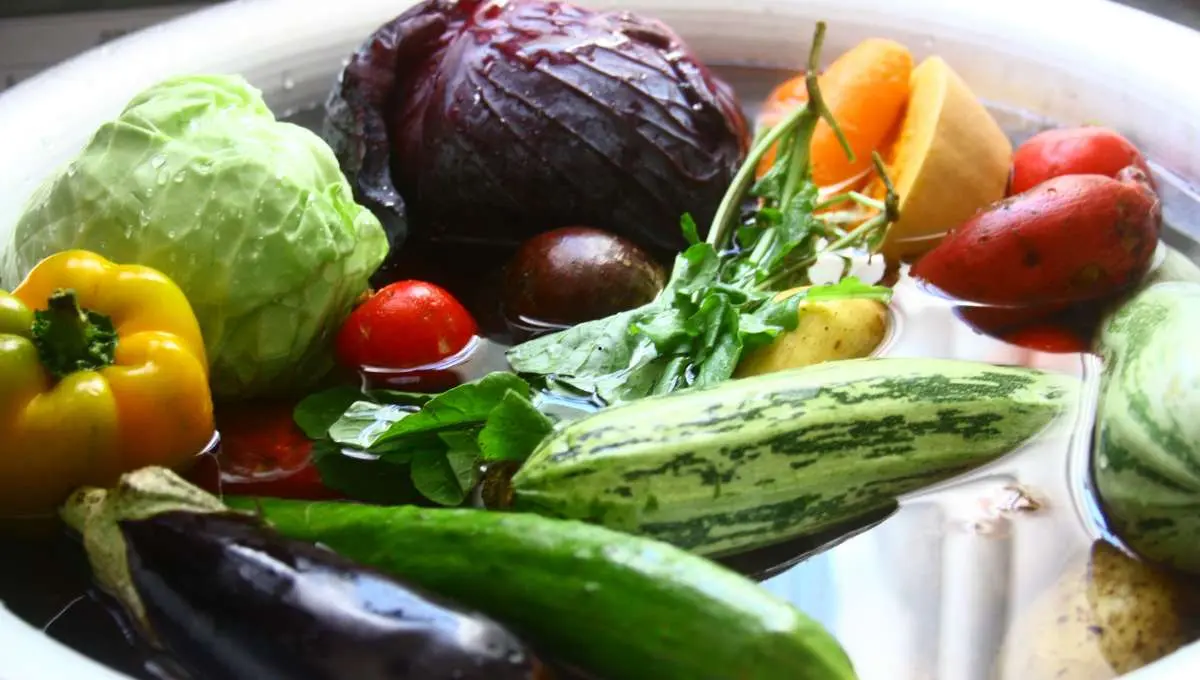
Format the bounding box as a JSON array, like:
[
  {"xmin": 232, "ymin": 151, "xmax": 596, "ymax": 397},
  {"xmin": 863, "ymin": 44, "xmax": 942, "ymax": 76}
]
[{"xmin": 756, "ymin": 38, "xmax": 914, "ymax": 186}]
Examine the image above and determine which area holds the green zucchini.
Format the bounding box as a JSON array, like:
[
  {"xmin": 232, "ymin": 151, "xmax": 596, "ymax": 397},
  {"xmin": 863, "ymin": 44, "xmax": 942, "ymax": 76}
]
[
  {"xmin": 226, "ymin": 496, "xmax": 857, "ymax": 680},
  {"xmin": 511, "ymin": 357, "xmax": 1079, "ymax": 556},
  {"xmin": 1092, "ymin": 281, "xmax": 1200, "ymax": 574}
]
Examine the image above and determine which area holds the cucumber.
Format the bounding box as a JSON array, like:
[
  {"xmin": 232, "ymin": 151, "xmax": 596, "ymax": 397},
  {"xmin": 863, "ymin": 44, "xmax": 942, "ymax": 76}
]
[
  {"xmin": 224, "ymin": 497, "xmax": 858, "ymax": 680},
  {"xmin": 1092, "ymin": 281, "xmax": 1200, "ymax": 574},
  {"xmin": 512, "ymin": 357, "xmax": 1079, "ymax": 556}
]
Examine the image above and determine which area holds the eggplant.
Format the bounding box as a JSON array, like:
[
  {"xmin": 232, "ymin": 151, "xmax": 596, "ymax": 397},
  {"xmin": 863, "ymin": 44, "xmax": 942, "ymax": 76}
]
[{"xmin": 60, "ymin": 468, "xmax": 539, "ymax": 680}]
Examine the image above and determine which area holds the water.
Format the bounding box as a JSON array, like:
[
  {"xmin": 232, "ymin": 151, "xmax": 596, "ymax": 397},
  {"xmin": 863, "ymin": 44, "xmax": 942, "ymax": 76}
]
[{"xmin": 2, "ymin": 63, "xmax": 1198, "ymax": 680}]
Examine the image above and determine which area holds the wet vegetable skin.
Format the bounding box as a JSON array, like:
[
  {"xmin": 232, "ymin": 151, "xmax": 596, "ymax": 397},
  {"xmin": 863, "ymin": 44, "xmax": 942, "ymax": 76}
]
[
  {"xmin": 189, "ymin": 401, "xmax": 340, "ymax": 500},
  {"xmin": 120, "ymin": 511, "xmax": 538, "ymax": 680},
  {"xmin": 503, "ymin": 226, "xmax": 666, "ymax": 325},
  {"xmin": 1010, "ymin": 127, "xmax": 1154, "ymax": 196},
  {"xmin": 336, "ymin": 281, "xmax": 478, "ymax": 369},
  {"xmin": 913, "ymin": 167, "xmax": 1161, "ymax": 306},
  {"xmin": 325, "ymin": 0, "xmax": 748, "ymax": 255}
]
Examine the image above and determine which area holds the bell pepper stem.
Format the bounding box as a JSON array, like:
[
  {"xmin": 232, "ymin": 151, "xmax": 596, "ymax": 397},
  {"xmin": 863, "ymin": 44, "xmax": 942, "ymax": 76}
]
[{"xmin": 31, "ymin": 288, "xmax": 119, "ymax": 379}]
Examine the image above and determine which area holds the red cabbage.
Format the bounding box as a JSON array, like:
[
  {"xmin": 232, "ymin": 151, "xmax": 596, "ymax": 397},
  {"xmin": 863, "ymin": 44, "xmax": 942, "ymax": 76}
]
[{"xmin": 324, "ymin": 0, "xmax": 749, "ymax": 257}]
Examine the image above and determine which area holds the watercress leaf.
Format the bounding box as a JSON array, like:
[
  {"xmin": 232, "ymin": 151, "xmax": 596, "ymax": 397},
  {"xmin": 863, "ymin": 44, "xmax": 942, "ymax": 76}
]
[
  {"xmin": 329, "ymin": 401, "xmax": 414, "ymax": 449},
  {"xmin": 756, "ymin": 292, "xmax": 805, "ymax": 331},
  {"xmin": 507, "ymin": 307, "xmax": 646, "ymax": 378},
  {"xmin": 630, "ymin": 305, "xmax": 691, "ymax": 350},
  {"xmin": 663, "ymin": 243, "xmax": 721, "ymax": 298},
  {"xmin": 478, "ymin": 389, "xmax": 554, "ymax": 462},
  {"xmin": 365, "ymin": 389, "xmax": 435, "ymax": 407},
  {"xmin": 410, "ymin": 450, "xmax": 470, "ymax": 507},
  {"xmin": 806, "ymin": 276, "xmax": 893, "ymax": 302},
  {"xmin": 372, "ymin": 372, "xmax": 532, "ymax": 447},
  {"xmin": 687, "ymin": 294, "xmax": 743, "ymax": 388},
  {"xmin": 312, "ymin": 440, "xmax": 422, "ymax": 505},
  {"xmin": 294, "ymin": 386, "xmax": 366, "ymax": 440},
  {"xmin": 651, "ymin": 355, "xmax": 692, "ymax": 395},
  {"xmin": 438, "ymin": 430, "xmax": 482, "ymax": 458},
  {"xmin": 543, "ymin": 336, "xmax": 665, "ymax": 405},
  {"xmin": 680, "ymin": 213, "xmax": 701, "ymax": 245}
]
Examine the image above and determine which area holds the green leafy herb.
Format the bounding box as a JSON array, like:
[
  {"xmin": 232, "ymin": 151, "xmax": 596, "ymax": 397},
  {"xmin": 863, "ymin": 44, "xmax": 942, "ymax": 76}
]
[
  {"xmin": 293, "ymin": 386, "xmax": 365, "ymax": 440},
  {"xmin": 507, "ymin": 23, "xmax": 900, "ymax": 406},
  {"xmin": 410, "ymin": 449, "xmax": 479, "ymax": 506},
  {"xmin": 295, "ymin": 373, "xmax": 553, "ymax": 506},
  {"xmin": 479, "ymin": 390, "xmax": 555, "ymax": 461},
  {"xmin": 311, "ymin": 441, "xmax": 421, "ymax": 505}
]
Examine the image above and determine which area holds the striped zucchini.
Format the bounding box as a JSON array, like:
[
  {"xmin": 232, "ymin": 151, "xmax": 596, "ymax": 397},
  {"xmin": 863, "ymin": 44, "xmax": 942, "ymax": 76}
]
[
  {"xmin": 512, "ymin": 357, "xmax": 1079, "ymax": 556},
  {"xmin": 1092, "ymin": 281, "xmax": 1200, "ymax": 574}
]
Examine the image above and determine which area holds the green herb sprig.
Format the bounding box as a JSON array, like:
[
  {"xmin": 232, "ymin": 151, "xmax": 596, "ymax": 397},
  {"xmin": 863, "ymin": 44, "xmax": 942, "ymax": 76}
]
[
  {"xmin": 294, "ymin": 374, "xmax": 553, "ymax": 506},
  {"xmin": 507, "ymin": 21, "xmax": 900, "ymax": 405}
]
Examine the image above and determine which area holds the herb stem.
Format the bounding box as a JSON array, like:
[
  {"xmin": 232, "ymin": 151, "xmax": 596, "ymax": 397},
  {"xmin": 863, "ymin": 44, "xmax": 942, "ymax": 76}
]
[
  {"xmin": 707, "ymin": 20, "xmax": 839, "ymax": 248},
  {"xmin": 814, "ymin": 191, "xmax": 887, "ymax": 213},
  {"xmin": 706, "ymin": 105, "xmax": 811, "ymax": 248},
  {"xmin": 755, "ymin": 210, "xmax": 892, "ymax": 291}
]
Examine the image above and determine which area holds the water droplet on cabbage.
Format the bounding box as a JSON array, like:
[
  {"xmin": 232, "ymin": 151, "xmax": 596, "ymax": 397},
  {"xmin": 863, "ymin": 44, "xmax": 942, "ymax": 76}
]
[{"xmin": 149, "ymin": 154, "xmax": 167, "ymax": 169}]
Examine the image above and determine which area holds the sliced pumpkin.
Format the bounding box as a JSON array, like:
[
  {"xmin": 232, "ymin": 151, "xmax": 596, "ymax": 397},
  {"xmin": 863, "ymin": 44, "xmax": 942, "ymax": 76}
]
[
  {"xmin": 756, "ymin": 38, "xmax": 914, "ymax": 187},
  {"xmin": 875, "ymin": 56, "xmax": 1012, "ymax": 260}
]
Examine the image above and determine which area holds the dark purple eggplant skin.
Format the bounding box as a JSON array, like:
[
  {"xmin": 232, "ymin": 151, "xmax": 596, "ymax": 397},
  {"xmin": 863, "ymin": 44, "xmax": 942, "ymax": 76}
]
[
  {"xmin": 323, "ymin": 0, "xmax": 749, "ymax": 259},
  {"xmin": 118, "ymin": 511, "xmax": 538, "ymax": 680}
]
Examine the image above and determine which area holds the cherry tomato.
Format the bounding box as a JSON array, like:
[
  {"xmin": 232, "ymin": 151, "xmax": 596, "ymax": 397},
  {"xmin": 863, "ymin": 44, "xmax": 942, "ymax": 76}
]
[
  {"xmin": 336, "ymin": 280, "xmax": 478, "ymax": 369},
  {"xmin": 189, "ymin": 401, "xmax": 341, "ymax": 500},
  {"xmin": 1003, "ymin": 324, "xmax": 1089, "ymax": 353},
  {"xmin": 1010, "ymin": 126, "xmax": 1154, "ymax": 196}
]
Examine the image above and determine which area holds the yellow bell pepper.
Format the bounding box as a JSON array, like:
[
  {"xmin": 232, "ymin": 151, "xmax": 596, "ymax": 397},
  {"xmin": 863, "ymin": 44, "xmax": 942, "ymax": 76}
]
[{"xmin": 0, "ymin": 250, "xmax": 213, "ymax": 518}]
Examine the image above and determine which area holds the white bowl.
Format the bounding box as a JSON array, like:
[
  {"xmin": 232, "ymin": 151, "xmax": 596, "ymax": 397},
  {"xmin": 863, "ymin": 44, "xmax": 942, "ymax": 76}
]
[{"xmin": 0, "ymin": 1, "xmax": 1198, "ymax": 679}]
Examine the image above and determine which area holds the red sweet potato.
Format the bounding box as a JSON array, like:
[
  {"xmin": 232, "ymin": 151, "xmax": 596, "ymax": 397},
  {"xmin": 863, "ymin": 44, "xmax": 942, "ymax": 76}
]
[
  {"xmin": 1009, "ymin": 126, "xmax": 1154, "ymax": 195},
  {"xmin": 913, "ymin": 166, "xmax": 1161, "ymax": 307}
]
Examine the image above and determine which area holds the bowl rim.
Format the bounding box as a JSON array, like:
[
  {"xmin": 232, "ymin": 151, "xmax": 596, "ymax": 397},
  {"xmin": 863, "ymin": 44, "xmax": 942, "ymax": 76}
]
[{"xmin": 1, "ymin": 0, "xmax": 1199, "ymax": 678}]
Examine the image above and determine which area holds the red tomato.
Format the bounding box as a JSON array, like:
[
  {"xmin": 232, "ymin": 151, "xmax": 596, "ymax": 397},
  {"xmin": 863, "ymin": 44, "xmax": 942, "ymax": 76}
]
[
  {"xmin": 1010, "ymin": 126, "xmax": 1154, "ymax": 195},
  {"xmin": 1003, "ymin": 324, "xmax": 1089, "ymax": 353},
  {"xmin": 336, "ymin": 280, "xmax": 478, "ymax": 369},
  {"xmin": 189, "ymin": 401, "xmax": 341, "ymax": 500}
]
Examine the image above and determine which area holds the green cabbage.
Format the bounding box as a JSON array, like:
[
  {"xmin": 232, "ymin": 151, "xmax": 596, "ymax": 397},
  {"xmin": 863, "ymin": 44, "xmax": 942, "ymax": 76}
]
[{"xmin": 4, "ymin": 74, "xmax": 388, "ymax": 399}]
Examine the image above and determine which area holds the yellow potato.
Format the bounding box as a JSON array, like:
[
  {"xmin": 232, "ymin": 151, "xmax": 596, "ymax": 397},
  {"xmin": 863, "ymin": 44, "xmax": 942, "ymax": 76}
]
[
  {"xmin": 993, "ymin": 540, "xmax": 1197, "ymax": 680},
  {"xmin": 734, "ymin": 288, "xmax": 889, "ymax": 377}
]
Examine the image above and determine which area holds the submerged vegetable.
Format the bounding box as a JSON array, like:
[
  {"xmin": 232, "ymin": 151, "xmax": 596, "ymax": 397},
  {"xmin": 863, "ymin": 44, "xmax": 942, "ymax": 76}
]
[
  {"xmin": 510, "ymin": 357, "xmax": 1078, "ymax": 556},
  {"xmin": 994, "ymin": 540, "xmax": 1197, "ymax": 680},
  {"xmin": 228, "ymin": 496, "xmax": 860, "ymax": 680},
  {"xmin": 0, "ymin": 251, "xmax": 211, "ymax": 518},
  {"xmin": 189, "ymin": 400, "xmax": 340, "ymax": 501},
  {"xmin": 503, "ymin": 227, "xmax": 666, "ymax": 326},
  {"xmin": 913, "ymin": 168, "xmax": 1161, "ymax": 306},
  {"xmin": 325, "ymin": 0, "xmax": 748, "ymax": 255},
  {"xmin": 336, "ymin": 281, "xmax": 478, "ymax": 370},
  {"xmin": 5, "ymin": 74, "xmax": 388, "ymax": 399},
  {"xmin": 1092, "ymin": 281, "xmax": 1200, "ymax": 574},
  {"xmin": 61, "ymin": 468, "xmax": 540, "ymax": 680},
  {"xmin": 1010, "ymin": 126, "xmax": 1154, "ymax": 196}
]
